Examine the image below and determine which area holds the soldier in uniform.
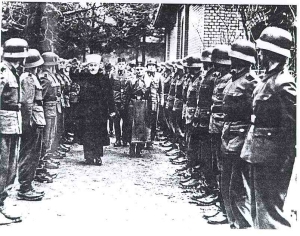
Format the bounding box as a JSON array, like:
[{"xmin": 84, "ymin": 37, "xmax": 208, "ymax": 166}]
[
  {"xmin": 144, "ymin": 58, "xmax": 163, "ymax": 148},
  {"xmin": 220, "ymin": 40, "xmax": 258, "ymax": 228},
  {"xmin": 241, "ymin": 27, "xmax": 296, "ymax": 229},
  {"xmin": 191, "ymin": 47, "xmax": 216, "ymax": 198},
  {"xmin": 179, "ymin": 55, "xmax": 203, "ymax": 188},
  {"xmin": 160, "ymin": 61, "xmax": 173, "ymax": 142},
  {"xmin": 202, "ymin": 45, "xmax": 232, "ymax": 224},
  {"xmin": 77, "ymin": 54, "xmax": 115, "ymax": 165},
  {"xmin": 164, "ymin": 61, "xmax": 177, "ymax": 150},
  {"xmin": 18, "ymin": 49, "xmax": 46, "ymax": 201},
  {"xmin": 39, "ymin": 52, "xmax": 61, "ymax": 170},
  {"xmin": 169, "ymin": 60, "xmax": 185, "ymax": 157},
  {"xmin": 111, "ymin": 58, "xmax": 132, "ymax": 147},
  {"xmin": 0, "ymin": 38, "xmax": 28, "ymax": 225},
  {"xmin": 129, "ymin": 62, "xmax": 150, "ymax": 157}
]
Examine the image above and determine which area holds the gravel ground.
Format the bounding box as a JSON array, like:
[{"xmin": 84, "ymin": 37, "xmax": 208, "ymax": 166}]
[{"xmin": 2, "ymin": 138, "xmax": 235, "ymax": 235}]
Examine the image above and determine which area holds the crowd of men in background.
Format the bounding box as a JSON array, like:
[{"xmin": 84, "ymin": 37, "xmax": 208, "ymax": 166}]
[{"xmin": 0, "ymin": 25, "xmax": 296, "ymax": 229}]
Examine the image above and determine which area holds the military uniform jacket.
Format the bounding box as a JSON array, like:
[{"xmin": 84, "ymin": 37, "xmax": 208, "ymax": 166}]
[
  {"xmin": 144, "ymin": 71, "xmax": 162, "ymax": 112},
  {"xmin": 111, "ymin": 70, "xmax": 131, "ymax": 110},
  {"xmin": 166, "ymin": 74, "xmax": 176, "ymax": 110},
  {"xmin": 182, "ymin": 73, "xmax": 190, "ymax": 119},
  {"xmin": 162, "ymin": 72, "xmax": 172, "ymax": 106},
  {"xmin": 173, "ymin": 73, "xmax": 185, "ymax": 112},
  {"xmin": 241, "ymin": 66, "xmax": 296, "ymax": 164},
  {"xmin": 209, "ymin": 69, "xmax": 232, "ymax": 134},
  {"xmin": 185, "ymin": 73, "xmax": 202, "ymax": 124},
  {"xmin": 20, "ymin": 72, "xmax": 45, "ymax": 128},
  {"xmin": 194, "ymin": 68, "xmax": 215, "ymax": 131},
  {"xmin": 0, "ymin": 61, "xmax": 22, "ymax": 134},
  {"xmin": 38, "ymin": 70, "xmax": 59, "ymax": 118},
  {"xmin": 221, "ymin": 68, "xmax": 257, "ymax": 155}
]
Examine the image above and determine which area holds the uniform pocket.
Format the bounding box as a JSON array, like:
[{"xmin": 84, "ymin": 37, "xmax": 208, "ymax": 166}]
[
  {"xmin": 44, "ymin": 102, "xmax": 57, "ymax": 118},
  {"xmin": 0, "ymin": 110, "xmax": 20, "ymax": 134}
]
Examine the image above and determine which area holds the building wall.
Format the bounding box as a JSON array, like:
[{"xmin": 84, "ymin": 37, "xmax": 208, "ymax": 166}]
[
  {"xmin": 188, "ymin": 5, "xmax": 205, "ymax": 56},
  {"xmin": 163, "ymin": 4, "xmax": 246, "ymax": 61},
  {"xmin": 203, "ymin": 4, "xmax": 245, "ymax": 47}
]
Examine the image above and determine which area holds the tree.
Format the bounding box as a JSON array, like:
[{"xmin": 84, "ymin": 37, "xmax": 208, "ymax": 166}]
[{"xmin": 1, "ymin": 1, "xmax": 163, "ymax": 63}]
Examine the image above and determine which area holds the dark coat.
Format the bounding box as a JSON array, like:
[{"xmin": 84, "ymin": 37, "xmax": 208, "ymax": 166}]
[
  {"xmin": 241, "ymin": 66, "xmax": 296, "ymax": 164},
  {"xmin": 77, "ymin": 70, "xmax": 115, "ymax": 146}
]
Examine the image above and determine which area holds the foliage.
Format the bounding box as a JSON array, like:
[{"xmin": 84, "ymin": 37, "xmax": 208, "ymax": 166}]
[{"xmin": 1, "ymin": 2, "xmax": 162, "ymax": 59}]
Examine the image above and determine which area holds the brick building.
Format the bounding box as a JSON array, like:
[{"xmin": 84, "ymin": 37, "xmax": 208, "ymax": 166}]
[{"xmin": 154, "ymin": 4, "xmax": 246, "ymax": 61}]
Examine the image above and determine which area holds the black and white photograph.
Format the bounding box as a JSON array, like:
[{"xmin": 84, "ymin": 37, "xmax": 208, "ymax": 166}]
[{"xmin": 0, "ymin": 0, "xmax": 299, "ymax": 234}]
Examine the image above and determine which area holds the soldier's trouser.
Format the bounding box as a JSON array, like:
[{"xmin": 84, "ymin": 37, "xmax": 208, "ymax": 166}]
[
  {"xmin": 199, "ymin": 132, "xmax": 216, "ymax": 187},
  {"xmin": 70, "ymin": 103, "xmax": 80, "ymax": 142},
  {"xmin": 210, "ymin": 133, "xmax": 222, "ymax": 176},
  {"xmin": 247, "ymin": 159, "xmax": 294, "ymax": 229},
  {"xmin": 53, "ymin": 110, "xmax": 64, "ymax": 151},
  {"xmin": 163, "ymin": 107, "xmax": 171, "ymax": 138},
  {"xmin": 149, "ymin": 110, "xmax": 157, "ymax": 141},
  {"xmin": 0, "ymin": 134, "xmax": 20, "ymax": 206},
  {"xmin": 221, "ymin": 155, "xmax": 252, "ymax": 228},
  {"xmin": 175, "ymin": 109, "xmax": 184, "ymax": 149},
  {"xmin": 42, "ymin": 116, "xmax": 57, "ymax": 158},
  {"xmin": 64, "ymin": 107, "xmax": 72, "ymax": 135},
  {"xmin": 18, "ymin": 126, "xmax": 43, "ymax": 192},
  {"xmin": 114, "ymin": 109, "xmax": 130, "ymax": 143},
  {"xmin": 230, "ymin": 158, "xmax": 253, "ymax": 228},
  {"xmin": 186, "ymin": 124, "xmax": 201, "ymax": 169}
]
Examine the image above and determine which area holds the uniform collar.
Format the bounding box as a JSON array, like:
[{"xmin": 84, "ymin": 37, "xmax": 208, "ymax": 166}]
[{"xmin": 231, "ymin": 67, "xmax": 249, "ymax": 81}]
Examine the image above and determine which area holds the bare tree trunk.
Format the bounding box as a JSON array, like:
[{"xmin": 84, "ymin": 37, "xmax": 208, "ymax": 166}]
[{"xmin": 142, "ymin": 35, "xmax": 146, "ymax": 65}]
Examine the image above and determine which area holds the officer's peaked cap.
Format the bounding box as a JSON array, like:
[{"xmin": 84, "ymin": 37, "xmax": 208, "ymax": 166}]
[
  {"xmin": 256, "ymin": 26, "xmax": 292, "ymax": 58},
  {"xmin": 3, "ymin": 38, "xmax": 28, "ymax": 58},
  {"xmin": 183, "ymin": 55, "xmax": 202, "ymax": 68},
  {"xmin": 146, "ymin": 58, "xmax": 157, "ymax": 66},
  {"xmin": 24, "ymin": 49, "xmax": 44, "ymax": 68},
  {"xmin": 42, "ymin": 52, "xmax": 59, "ymax": 66},
  {"xmin": 201, "ymin": 47, "xmax": 214, "ymax": 62},
  {"xmin": 229, "ymin": 39, "xmax": 256, "ymax": 64},
  {"xmin": 211, "ymin": 45, "xmax": 231, "ymax": 65}
]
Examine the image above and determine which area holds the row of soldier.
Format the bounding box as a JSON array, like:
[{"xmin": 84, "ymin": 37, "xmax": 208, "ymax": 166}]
[
  {"xmin": 0, "ymin": 39, "xmax": 84, "ymax": 224},
  {"xmin": 113, "ymin": 26, "xmax": 294, "ymax": 229},
  {"xmin": 0, "ymin": 25, "xmax": 296, "ymax": 228}
]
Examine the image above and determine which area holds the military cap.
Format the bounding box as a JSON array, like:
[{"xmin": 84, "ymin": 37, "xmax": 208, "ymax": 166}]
[
  {"xmin": 136, "ymin": 61, "xmax": 144, "ymax": 67},
  {"xmin": 229, "ymin": 39, "xmax": 256, "ymax": 64},
  {"xmin": 24, "ymin": 49, "xmax": 44, "ymax": 68},
  {"xmin": 201, "ymin": 47, "xmax": 214, "ymax": 62},
  {"xmin": 211, "ymin": 45, "xmax": 231, "ymax": 65},
  {"xmin": 146, "ymin": 58, "xmax": 157, "ymax": 66},
  {"xmin": 3, "ymin": 38, "xmax": 28, "ymax": 58},
  {"xmin": 42, "ymin": 52, "xmax": 59, "ymax": 66},
  {"xmin": 256, "ymin": 26, "xmax": 292, "ymax": 58},
  {"xmin": 182, "ymin": 55, "xmax": 202, "ymax": 67},
  {"xmin": 86, "ymin": 54, "xmax": 102, "ymax": 65}
]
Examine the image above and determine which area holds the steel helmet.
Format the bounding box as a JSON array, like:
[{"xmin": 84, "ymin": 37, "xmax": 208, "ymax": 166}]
[
  {"xmin": 42, "ymin": 52, "xmax": 59, "ymax": 66},
  {"xmin": 183, "ymin": 55, "xmax": 202, "ymax": 67},
  {"xmin": 24, "ymin": 49, "xmax": 44, "ymax": 68},
  {"xmin": 256, "ymin": 26, "xmax": 292, "ymax": 58},
  {"xmin": 211, "ymin": 45, "xmax": 231, "ymax": 65},
  {"xmin": 3, "ymin": 38, "xmax": 28, "ymax": 58},
  {"xmin": 201, "ymin": 47, "xmax": 214, "ymax": 63},
  {"xmin": 229, "ymin": 39, "xmax": 256, "ymax": 64}
]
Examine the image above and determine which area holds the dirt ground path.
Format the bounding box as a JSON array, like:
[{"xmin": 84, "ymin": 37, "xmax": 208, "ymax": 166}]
[{"xmin": 2, "ymin": 139, "xmax": 229, "ymax": 235}]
